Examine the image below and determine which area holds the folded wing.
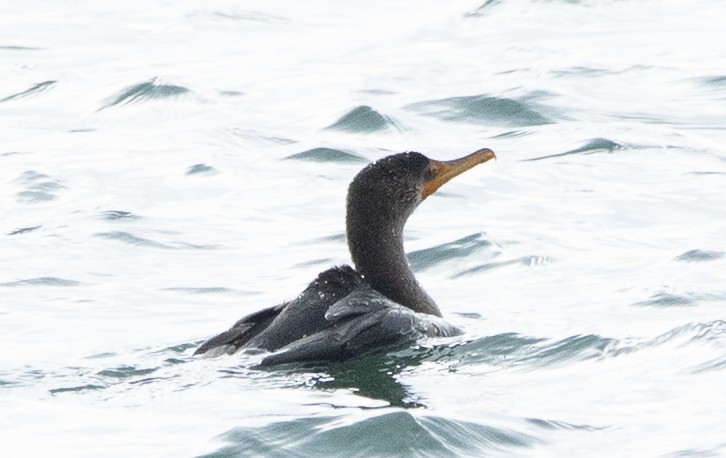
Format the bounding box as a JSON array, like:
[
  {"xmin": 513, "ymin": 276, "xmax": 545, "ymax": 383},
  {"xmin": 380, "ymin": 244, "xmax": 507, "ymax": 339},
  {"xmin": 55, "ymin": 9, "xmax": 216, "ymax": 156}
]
[{"xmin": 260, "ymin": 285, "xmax": 461, "ymax": 366}]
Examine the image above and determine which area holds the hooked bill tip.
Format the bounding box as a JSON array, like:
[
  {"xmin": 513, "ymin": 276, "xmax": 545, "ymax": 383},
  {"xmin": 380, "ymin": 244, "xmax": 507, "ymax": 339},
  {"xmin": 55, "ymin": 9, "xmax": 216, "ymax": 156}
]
[{"xmin": 422, "ymin": 147, "xmax": 496, "ymax": 198}]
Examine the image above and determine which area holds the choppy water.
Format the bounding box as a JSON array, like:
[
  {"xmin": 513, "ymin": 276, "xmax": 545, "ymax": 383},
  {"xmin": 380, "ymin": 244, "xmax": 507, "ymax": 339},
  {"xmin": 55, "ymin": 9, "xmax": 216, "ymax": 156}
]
[{"xmin": 2, "ymin": 0, "xmax": 726, "ymax": 456}]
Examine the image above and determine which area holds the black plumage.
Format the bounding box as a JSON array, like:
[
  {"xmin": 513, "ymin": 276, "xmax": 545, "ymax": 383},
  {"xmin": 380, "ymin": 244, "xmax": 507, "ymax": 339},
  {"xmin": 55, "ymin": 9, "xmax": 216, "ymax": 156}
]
[{"xmin": 194, "ymin": 148, "xmax": 495, "ymax": 365}]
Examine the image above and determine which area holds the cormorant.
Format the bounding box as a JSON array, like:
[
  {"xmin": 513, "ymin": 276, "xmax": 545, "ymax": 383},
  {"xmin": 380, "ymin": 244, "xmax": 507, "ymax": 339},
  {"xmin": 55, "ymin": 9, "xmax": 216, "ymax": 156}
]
[{"xmin": 194, "ymin": 148, "xmax": 496, "ymax": 365}]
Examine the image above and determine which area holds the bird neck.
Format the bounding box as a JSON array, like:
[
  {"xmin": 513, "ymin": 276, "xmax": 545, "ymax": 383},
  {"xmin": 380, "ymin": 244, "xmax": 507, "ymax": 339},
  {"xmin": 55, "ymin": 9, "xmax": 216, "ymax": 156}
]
[{"xmin": 346, "ymin": 212, "xmax": 442, "ymax": 317}]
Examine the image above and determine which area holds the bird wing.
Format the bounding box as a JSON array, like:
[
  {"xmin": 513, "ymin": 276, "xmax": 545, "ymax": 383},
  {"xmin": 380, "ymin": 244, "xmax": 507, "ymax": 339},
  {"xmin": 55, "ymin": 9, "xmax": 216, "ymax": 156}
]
[
  {"xmin": 259, "ymin": 287, "xmax": 461, "ymax": 366},
  {"xmin": 193, "ymin": 265, "xmax": 363, "ymax": 357},
  {"xmin": 193, "ymin": 303, "xmax": 286, "ymax": 356}
]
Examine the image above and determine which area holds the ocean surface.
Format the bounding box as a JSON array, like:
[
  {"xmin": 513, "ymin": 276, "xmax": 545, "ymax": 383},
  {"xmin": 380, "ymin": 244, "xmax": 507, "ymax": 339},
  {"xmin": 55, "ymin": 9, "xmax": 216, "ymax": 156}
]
[{"xmin": 2, "ymin": 0, "xmax": 725, "ymax": 456}]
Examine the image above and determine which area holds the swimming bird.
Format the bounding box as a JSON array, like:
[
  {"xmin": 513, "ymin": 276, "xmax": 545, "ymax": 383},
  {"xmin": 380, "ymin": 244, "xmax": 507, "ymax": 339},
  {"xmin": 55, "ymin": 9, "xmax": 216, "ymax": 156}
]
[{"xmin": 194, "ymin": 148, "xmax": 496, "ymax": 365}]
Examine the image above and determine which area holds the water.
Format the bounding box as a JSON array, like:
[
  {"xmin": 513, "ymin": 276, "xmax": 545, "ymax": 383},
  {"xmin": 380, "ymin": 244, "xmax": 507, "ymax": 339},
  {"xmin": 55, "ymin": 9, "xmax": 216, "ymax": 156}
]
[{"xmin": 2, "ymin": 0, "xmax": 725, "ymax": 456}]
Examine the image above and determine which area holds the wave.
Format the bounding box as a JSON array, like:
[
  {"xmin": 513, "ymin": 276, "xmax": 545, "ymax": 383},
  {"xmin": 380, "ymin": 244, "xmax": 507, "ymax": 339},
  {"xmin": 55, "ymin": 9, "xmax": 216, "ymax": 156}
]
[
  {"xmin": 437, "ymin": 333, "xmax": 612, "ymax": 371},
  {"xmin": 406, "ymin": 94, "xmax": 551, "ymax": 127},
  {"xmin": 408, "ymin": 233, "xmax": 494, "ymax": 272},
  {"xmin": 285, "ymin": 147, "xmax": 367, "ymax": 164},
  {"xmin": 633, "ymin": 291, "xmax": 726, "ymax": 308},
  {"xmin": 187, "ymin": 164, "xmax": 217, "ymax": 175},
  {"xmin": 446, "ymin": 320, "xmax": 726, "ymax": 374},
  {"xmin": 94, "ymin": 231, "xmax": 175, "ymax": 249},
  {"xmin": 99, "ymin": 210, "xmax": 141, "ymax": 221},
  {"xmin": 94, "ymin": 231, "xmax": 217, "ymax": 250},
  {"xmin": 15, "ymin": 170, "xmax": 63, "ymax": 204},
  {"xmin": 453, "ymin": 255, "xmax": 552, "ymax": 278},
  {"xmin": 0, "ymin": 80, "xmax": 56, "ymax": 103},
  {"xmin": 7, "ymin": 225, "xmax": 42, "ymax": 236},
  {"xmin": 163, "ymin": 287, "xmax": 236, "ymax": 295},
  {"xmin": 325, "ymin": 106, "xmax": 398, "ymax": 133},
  {"xmin": 0, "ymin": 277, "xmax": 81, "ymax": 287},
  {"xmin": 674, "ymin": 249, "xmax": 724, "ymax": 263},
  {"xmin": 523, "ymin": 138, "xmax": 623, "ymax": 162},
  {"xmin": 99, "ymin": 78, "xmax": 190, "ymax": 110},
  {"xmin": 199, "ymin": 411, "xmax": 537, "ymax": 458}
]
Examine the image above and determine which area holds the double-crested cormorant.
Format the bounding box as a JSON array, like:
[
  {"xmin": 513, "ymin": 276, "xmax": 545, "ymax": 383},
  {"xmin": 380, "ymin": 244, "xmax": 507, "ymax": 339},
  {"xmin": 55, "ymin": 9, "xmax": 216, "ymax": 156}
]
[{"xmin": 194, "ymin": 148, "xmax": 496, "ymax": 365}]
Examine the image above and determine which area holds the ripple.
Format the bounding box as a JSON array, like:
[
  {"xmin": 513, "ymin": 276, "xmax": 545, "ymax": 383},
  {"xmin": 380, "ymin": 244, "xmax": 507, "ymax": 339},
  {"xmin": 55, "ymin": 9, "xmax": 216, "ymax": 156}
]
[
  {"xmin": 406, "ymin": 94, "xmax": 551, "ymax": 127},
  {"xmin": 636, "ymin": 321, "xmax": 726, "ymax": 375},
  {"xmin": 99, "ymin": 78, "xmax": 191, "ymax": 110},
  {"xmin": 17, "ymin": 170, "xmax": 49, "ymax": 181},
  {"xmin": 665, "ymin": 445, "xmax": 726, "ymax": 458},
  {"xmin": 49, "ymin": 384, "xmax": 105, "ymax": 395},
  {"xmin": 94, "ymin": 231, "xmax": 216, "ymax": 250},
  {"xmin": 448, "ymin": 333, "xmax": 547, "ymax": 366},
  {"xmin": 0, "ymin": 277, "xmax": 81, "ymax": 287},
  {"xmin": 95, "ymin": 231, "xmax": 174, "ymax": 249},
  {"xmin": 16, "ymin": 190, "xmax": 50, "ymax": 202},
  {"xmin": 100, "ymin": 210, "xmax": 141, "ymax": 221},
  {"xmin": 129, "ymin": 375, "xmax": 178, "ymax": 386},
  {"xmin": 605, "ymin": 321, "xmax": 726, "ymax": 369},
  {"xmin": 634, "ymin": 292, "xmax": 696, "ymax": 307},
  {"xmin": 157, "ymin": 343, "xmax": 199, "ymax": 354},
  {"xmin": 213, "ymin": 11, "xmax": 285, "ymax": 22},
  {"xmin": 227, "ymin": 128, "xmax": 296, "ymax": 145},
  {"xmin": 526, "ymin": 418, "xmax": 605, "ymax": 432},
  {"xmin": 651, "ymin": 287, "xmax": 726, "ymax": 307},
  {"xmin": 86, "ymin": 352, "xmax": 118, "ymax": 359},
  {"xmin": 689, "ymin": 171, "xmax": 726, "ymax": 176},
  {"xmin": 97, "ymin": 366, "xmax": 158, "ymax": 379},
  {"xmin": 285, "ymin": 147, "xmax": 367, "ymax": 163},
  {"xmin": 675, "ymin": 249, "xmax": 724, "ymax": 263},
  {"xmin": 550, "ymin": 66, "xmax": 612, "ymax": 77},
  {"xmin": 691, "ymin": 355, "xmax": 726, "ymax": 374},
  {"xmin": 453, "ymin": 255, "xmax": 553, "ymax": 278},
  {"xmin": 0, "ymin": 80, "xmax": 56, "ymax": 103},
  {"xmin": 408, "ymin": 233, "xmax": 492, "ymax": 272},
  {"xmin": 489, "ymin": 129, "xmax": 533, "ymax": 138},
  {"xmin": 164, "ymin": 287, "xmax": 235, "ymax": 295},
  {"xmin": 465, "ymin": 0, "xmax": 504, "ymax": 17},
  {"xmin": 187, "ymin": 163, "xmax": 217, "ymax": 175},
  {"xmin": 684, "ymin": 320, "xmax": 726, "ymax": 343},
  {"xmin": 7, "ymin": 225, "xmax": 41, "ymax": 235},
  {"xmin": 15, "ymin": 170, "xmax": 64, "ymax": 203},
  {"xmin": 200, "ymin": 411, "xmax": 536, "ymax": 457},
  {"xmin": 523, "ymin": 138, "xmax": 623, "ymax": 162},
  {"xmin": 704, "ymin": 75, "xmax": 726, "ymax": 85},
  {"xmin": 518, "ymin": 334, "xmax": 616, "ymax": 367},
  {"xmin": 190, "ymin": 9, "xmax": 288, "ymax": 23},
  {"xmin": 218, "ymin": 90, "xmax": 244, "ymax": 97},
  {"xmin": 442, "ymin": 332, "xmax": 614, "ymax": 370},
  {"xmin": 325, "ymin": 106, "xmax": 397, "ymax": 133},
  {"xmin": 358, "ymin": 88, "xmax": 396, "ymax": 95},
  {"xmin": 25, "ymin": 181, "xmax": 62, "ymax": 192},
  {"xmin": 699, "ymin": 75, "xmax": 726, "ymax": 94},
  {"xmin": 370, "ymin": 333, "xmax": 544, "ymax": 373},
  {"xmin": 0, "ymin": 45, "xmax": 42, "ymax": 50}
]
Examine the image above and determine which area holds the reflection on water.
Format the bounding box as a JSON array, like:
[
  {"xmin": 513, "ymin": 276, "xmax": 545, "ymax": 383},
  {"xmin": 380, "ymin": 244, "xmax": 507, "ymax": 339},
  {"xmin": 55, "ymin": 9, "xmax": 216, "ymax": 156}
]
[{"xmin": 309, "ymin": 353, "xmax": 430, "ymax": 409}]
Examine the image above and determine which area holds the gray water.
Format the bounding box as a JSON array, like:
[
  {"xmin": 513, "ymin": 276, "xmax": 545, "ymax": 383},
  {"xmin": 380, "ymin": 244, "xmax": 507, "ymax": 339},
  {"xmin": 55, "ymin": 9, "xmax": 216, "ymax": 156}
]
[{"xmin": 2, "ymin": 0, "xmax": 725, "ymax": 456}]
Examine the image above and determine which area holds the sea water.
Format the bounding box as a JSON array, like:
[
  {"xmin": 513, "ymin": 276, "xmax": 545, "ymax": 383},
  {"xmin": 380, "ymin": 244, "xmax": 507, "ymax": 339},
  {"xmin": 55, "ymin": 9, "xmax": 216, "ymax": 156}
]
[{"xmin": 1, "ymin": 0, "xmax": 725, "ymax": 456}]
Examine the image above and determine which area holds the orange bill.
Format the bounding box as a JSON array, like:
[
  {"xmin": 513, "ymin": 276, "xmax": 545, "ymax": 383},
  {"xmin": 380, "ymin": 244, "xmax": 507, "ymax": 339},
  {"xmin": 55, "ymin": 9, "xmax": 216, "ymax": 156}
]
[{"xmin": 422, "ymin": 148, "xmax": 496, "ymax": 199}]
